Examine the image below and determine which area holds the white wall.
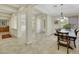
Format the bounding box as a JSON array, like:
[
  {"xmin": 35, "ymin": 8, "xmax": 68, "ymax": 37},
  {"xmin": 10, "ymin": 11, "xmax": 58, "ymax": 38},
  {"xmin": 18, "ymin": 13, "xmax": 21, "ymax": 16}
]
[
  {"xmin": 46, "ymin": 16, "xmax": 62, "ymax": 35},
  {"xmin": 9, "ymin": 7, "xmax": 28, "ymax": 44},
  {"xmin": 9, "ymin": 13, "xmax": 17, "ymax": 37},
  {"xmin": 36, "ymin": 17, "xmax": 41, "ymax": 33},
  {"xmin": 36, "ymin": 15, "xmax": 45, "ymax": 33},
  {"xmin": 46, "ymin": 15, "xmax": 53, "ymax": 35},
  {"xmin": 17, "ymin": 7, "xmax": 27, "ymax": 42},
  {"xmin": 77, "ymin": 16, "xmax": 79, "ymax": 37},
  {"xmin": 10, "ymin": 14, "xmax": 17, "ymax": 29},
  {"xmin": 10, "ymin": 6, "xmax": 61, "ymax": 43}
]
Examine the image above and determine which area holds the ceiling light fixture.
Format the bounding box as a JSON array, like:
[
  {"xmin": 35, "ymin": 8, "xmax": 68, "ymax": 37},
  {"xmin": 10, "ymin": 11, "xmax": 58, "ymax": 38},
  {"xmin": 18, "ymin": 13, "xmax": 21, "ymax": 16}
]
[{"xmin": 57, "ymin": 4, "xmax": 68, "ymax": 22}]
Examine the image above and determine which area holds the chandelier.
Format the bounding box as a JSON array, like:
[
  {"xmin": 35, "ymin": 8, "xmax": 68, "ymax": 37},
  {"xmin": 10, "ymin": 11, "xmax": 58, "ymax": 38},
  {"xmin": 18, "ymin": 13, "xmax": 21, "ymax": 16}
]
[{"xmin": 57, "ymin": 4, "xmax": 68, "ymax": 22}]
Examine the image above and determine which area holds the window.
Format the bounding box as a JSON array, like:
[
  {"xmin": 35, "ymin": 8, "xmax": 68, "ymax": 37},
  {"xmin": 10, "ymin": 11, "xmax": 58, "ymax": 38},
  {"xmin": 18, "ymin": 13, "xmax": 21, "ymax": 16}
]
[{"xmin": 0, "ymin": 20, "xmax": 9, "ymax": 26}]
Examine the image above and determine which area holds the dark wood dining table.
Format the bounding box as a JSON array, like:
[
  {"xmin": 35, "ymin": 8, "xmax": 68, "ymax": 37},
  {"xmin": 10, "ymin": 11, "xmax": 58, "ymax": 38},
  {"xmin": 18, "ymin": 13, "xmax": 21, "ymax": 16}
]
[{"xmin": 55, "ymin": 29, "xmax": 76, "ymax": 39}]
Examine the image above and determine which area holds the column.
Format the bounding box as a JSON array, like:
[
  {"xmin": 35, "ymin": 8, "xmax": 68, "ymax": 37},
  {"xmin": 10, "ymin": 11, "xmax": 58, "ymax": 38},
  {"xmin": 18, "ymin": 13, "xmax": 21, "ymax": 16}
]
[{"xmin": 17, "ymin": 7, "xmax": 27, "ymax": 43}]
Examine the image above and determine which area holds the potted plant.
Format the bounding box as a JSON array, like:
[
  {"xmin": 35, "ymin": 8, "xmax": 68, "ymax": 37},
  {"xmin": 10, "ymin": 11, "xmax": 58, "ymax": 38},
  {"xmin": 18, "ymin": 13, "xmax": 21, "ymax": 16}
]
[{"xmin": 63, "ymin": 24, "xmax": 71, "ymax": 29}]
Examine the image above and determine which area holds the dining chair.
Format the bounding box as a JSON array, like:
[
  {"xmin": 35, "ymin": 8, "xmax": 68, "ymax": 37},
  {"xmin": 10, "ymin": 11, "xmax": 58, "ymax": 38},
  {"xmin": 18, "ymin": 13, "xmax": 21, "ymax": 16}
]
[
  {"xmin": 70, "ymin": 29, "xmax": 79, "ymax": 48},
  {"xmin": 75, "ymin": 29, "xmax": 79, "ymax": 36},
  {"xmin": 56, "ymin": 31, "xmax": 70, "ymax": 54}
]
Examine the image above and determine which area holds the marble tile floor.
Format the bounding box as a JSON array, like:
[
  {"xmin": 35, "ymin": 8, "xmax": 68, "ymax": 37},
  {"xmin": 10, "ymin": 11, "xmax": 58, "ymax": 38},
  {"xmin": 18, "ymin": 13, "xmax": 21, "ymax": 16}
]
[{"xmin": 0, "ymin": 33, "xmax": 79, "ymax": 54}]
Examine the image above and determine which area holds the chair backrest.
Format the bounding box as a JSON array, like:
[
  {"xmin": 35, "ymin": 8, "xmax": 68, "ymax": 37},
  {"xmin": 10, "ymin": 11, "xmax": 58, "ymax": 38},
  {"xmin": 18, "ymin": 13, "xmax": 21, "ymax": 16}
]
[
  {"xmin": 57, "ymin": 32, "xmax": 69, "ymax": 41},
  {"xmin": 75, "ymin": 29, "xmax": 79, "ymax": 36}
]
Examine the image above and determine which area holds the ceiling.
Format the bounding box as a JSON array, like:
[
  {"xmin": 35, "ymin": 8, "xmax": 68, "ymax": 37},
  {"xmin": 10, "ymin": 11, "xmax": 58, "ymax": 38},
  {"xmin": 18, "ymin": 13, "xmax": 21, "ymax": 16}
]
[
  {"xmin": 34, "ymin": 4, "xmax": 79, "ymax": 17},
  {"xmin": 0, "ymin": 4, "xmax": 37, "ymax": 19},
  {"xmin": 0, "ymin": 4, "xmax": 21, "ymax": 19},
  {"xmin": 0, "ymin": 4, "xmax": 79, "ymax": 20}
]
